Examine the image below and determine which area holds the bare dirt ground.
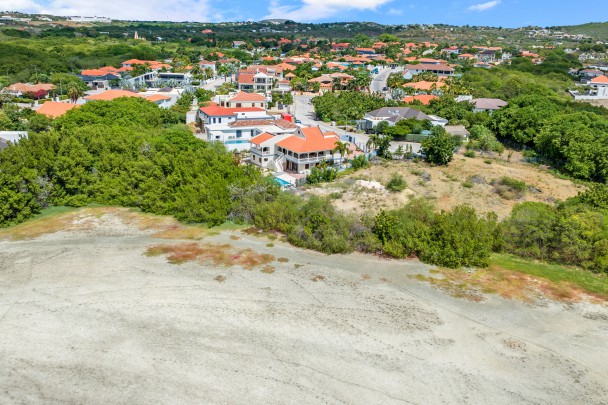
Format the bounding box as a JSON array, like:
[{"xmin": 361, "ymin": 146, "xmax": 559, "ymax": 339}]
[
  {"xmin": 306, "ymin": 151, "xmax": 584, "ymax": 219},
  {"xmin": 1, "ymin": 209, "xmax": 607, "ymax": 404}
]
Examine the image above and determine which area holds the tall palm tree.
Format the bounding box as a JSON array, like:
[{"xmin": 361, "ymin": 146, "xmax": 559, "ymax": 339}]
[
  {"xmin": 67, "ymin": 86, "xmax": 83, "ymax": 103},
  {"xmin": 333, "ymin": 140, "xmax": 351, "ymax": 168},
  {"xmin": 366, "ymin": 133, "xmax": 380, "ymax": 153}
]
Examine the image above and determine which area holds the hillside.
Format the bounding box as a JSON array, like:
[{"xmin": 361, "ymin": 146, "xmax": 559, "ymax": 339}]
[{"xmin": 558, "ymin": 21, "xmax": 608, "ymax": 41}]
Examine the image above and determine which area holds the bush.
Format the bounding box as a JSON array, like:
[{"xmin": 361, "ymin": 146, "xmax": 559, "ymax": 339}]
[
  {"xmin": 350, "ymin": 154, "xmax": 369, "ymax": 170},
  {"xmin": 494, "ymin": 177, "xmax": 526, "ymax": 200},
  {"xmin": 386, "ymin": 174, "xmax": 407, "ymax": 192},
  {"xmin": 462, "ymin": 180, "xmax": 473, "ymax": 188},
  {"xmin": 464, "ymin": 150, "xmax": 476, "ymax": 158},
  {"xmin": 306, "ymin": 166, "xmax": 338, "ymax": 184}
]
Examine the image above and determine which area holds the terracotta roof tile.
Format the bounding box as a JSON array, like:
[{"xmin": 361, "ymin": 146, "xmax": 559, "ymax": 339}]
[
  {"xmin": 36, "ymin": 102, "xmax": 79, "ymax": 118},
  {"xmin": 250, "ymin": 132, "xmax": 274, "ymax": 145},
  {"xmin": 276, "ymin": 126, "xmax": 340, "ymax": 153}
]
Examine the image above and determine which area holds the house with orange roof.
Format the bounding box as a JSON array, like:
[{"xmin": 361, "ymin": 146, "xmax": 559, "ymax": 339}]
[
  {"xmin": 204, "ymin": 118, "xmax": 298, "ymax": 152},
  {"xmin": 572, "ymin": 75, "xmax": 608, "ymax": 100},
  {"xmin": 36, "ymin": 101, "xmax": 79, "ymax": 118},
  {"xmin": 84, "ymin": 89, "xmax": 142, "ymax": 101},
  {"xmin": 215, "ymin": 92, "xmax": 268, "ymax": 109},
  {"xmin": 403, "ymin": 94, "xmax": 439, "ymax": 105},
  {"xmin": 403, "ymin": 81, "xmax": 448, "ymax": 93},
  {"xmin": 8, "ymin": 83, "xmax": 56, "ymax": 97},
  {"xmin": 250, "ymin": 126, "xmax": 343, "ymax": 173}
]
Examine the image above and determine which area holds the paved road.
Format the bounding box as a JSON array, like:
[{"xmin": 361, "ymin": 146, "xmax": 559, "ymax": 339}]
[
  {"xmin": 201, "ymin": 74, "xmax": 235, "ymax": 91},
  {"xmin": 293, "ymin": 94, "xmax": 370, "ymax": 151},
  {"xmin": 370, "ymin": 67, "xmax": 404, "ymax": 94}
]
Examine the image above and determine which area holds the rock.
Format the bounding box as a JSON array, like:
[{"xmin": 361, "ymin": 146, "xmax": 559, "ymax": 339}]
[
  {"xmin": 469, "ymin": 175, "xmax": 486, "ymax": 185},
  {"xmin": 420, "ymin": 171, "xmax": 432, "ymax": 182},
  {"xmin": 545, "ymin": 196, "xmax": 557, "ymax": 204},
  {"xmin": 528, "ymin": 186, "xmax": 542, "ymax": 194}
]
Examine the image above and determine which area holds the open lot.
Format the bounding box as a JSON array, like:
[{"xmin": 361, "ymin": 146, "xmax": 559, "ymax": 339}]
[
  {"xmin": 305, "ymin": 150, "xmax": 584, "ymax": 219},
  {"xmin": 1, "ymin": 209, "xmax": 607, "ymax": 404}
]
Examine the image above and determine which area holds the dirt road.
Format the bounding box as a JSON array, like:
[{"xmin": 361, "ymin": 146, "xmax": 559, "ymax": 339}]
[{"xmin": 1, "ymin": 214, "xmax": 607, "ymax": 404}]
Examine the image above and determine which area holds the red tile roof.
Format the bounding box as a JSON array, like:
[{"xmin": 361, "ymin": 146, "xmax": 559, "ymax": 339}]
[
  {"xmin": 199, "ymin": 106, "xmax": 264, "ymax": 116},
  {"xmin": 250, "ymin": 132, "xmax": 274, "ymax": 145},
  {"xmin": 276, "ymin": 127, "xmax": 340, "ymax": 153},
  {"xmin": 36, "ymin": 102, "xmax": 79, "ymax": 118},
  {"xmin": 84, "ymin": 89, "xmax": 141, "ymax": 101},
  {"xmin": 403, "ymin": 94, "xmax": 439, "ymax": 105},
  {"xmin": 237, "ymin": 73, "xmax": 255, "ymax": 84},
  {"xmin": 229, "ymin": 92, "xmax": 267, "ymax": 102},
  {"xmin": 591, "ymin": 75, "xmax": 608, "ymax": 84},
  {"xmin": 146, "ymin": 94, "xmax": 171, "ymax": 102}
]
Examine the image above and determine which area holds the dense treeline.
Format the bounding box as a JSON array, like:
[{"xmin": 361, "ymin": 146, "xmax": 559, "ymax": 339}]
[
  {"xmin": 490, "ymin": 95, "xmax": 608, "ymax": 182},
  {"xmin": 0, "ymin": 98, "xmax": 261, "ymax": 225},
  {"xmin": 312, "ymin": 91, "xmax": 403, "ymax": 123}
]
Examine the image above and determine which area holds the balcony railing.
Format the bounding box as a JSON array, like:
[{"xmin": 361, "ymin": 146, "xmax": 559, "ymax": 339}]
[{"xmin": 279, "ymin": 152, "xmax": 334, "ymax": 164}]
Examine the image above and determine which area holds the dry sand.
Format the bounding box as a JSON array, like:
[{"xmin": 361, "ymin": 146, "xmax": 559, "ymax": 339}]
[{"xmin": 1, "ymin": 212, "xmax": 607, "ymax": 404}]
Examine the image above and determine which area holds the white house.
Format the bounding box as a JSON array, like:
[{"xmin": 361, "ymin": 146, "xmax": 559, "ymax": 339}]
[{"xmin": 204, "ymin": 118, "xmax": 298, "ymax": 152}]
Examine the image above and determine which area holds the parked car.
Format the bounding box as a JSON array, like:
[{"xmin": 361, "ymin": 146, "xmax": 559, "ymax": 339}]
[{"xmin": 295, "ymin": 119, "xmax": 302, "ymax": 124}]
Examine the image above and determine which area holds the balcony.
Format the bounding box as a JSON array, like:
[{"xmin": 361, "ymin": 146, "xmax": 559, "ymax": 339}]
[
  {"xmin": 278, "ymin": 151, "xmax": 334, "ymax": 164},
  {"xmin": 251, "ymin": 146, "xmax": 274, "ymax": 156}
]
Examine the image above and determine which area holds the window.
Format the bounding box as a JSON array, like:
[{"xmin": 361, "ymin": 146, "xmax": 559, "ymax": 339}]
[
  {"xmin": 236, "ymin": 103, "xmax": 241, "ymax": 108},
  {"xmin": 236, "ymin": 130, "xmax": 242, "ymax": 138},
  {"xmin": 264, "ymin": 158, "xmax": 268, "ymax": 162}
]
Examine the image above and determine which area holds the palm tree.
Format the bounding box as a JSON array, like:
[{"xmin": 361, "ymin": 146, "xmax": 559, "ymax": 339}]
[
  {"xmin": 333, "ymin": 140, "xmax": 351, "ymax": 168},
  {"xmin": 366, "ymin": 133, "xmax": 380, "ymax": 154},
  {"xmin": 67, "ymin": 85, "xmax": 83, "ymax": 103}
]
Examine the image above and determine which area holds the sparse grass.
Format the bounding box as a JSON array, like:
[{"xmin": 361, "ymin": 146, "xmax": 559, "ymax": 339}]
[
  {"xmin": 294, "ymin": 264, "xmax": 305, "ymax": 269},
  {"xmin": 145, "ymin": 242, "xmax": 275, "ymax": 270},
  {"xmin": 229, "ymin": 235, "xmax": 241, "ymax": 240},
  {"xmin": 277, "ymin": 257, "xmax": 289, "ymax": 263},
  {"xmin": 493, "ymin": 177, "xmax": 526, "ymax": 200},
  {"xmin": 361, "ymin": 274, "xmax": 371, "ymax": 280},
  {"xmin": 462, "ymin": 180, "xmax": 473, "ymax": 188},
  {"xmin": 311, "ymin": 274, "xmax": 326, "ymax": 282},
  {"xmin": 214, "ymin": 275, "xmax": 226, "ymax": 282},
  {"xmin": 416, "ymin": 254, "xmax": 608, "ymax": 303},
  {"xmin": 484, "ymin": 159, "xmax": 492, "ymax": 165},
  {"xmin": 490, "ymin": 253, "xmax": 608, "ymax": 300}
]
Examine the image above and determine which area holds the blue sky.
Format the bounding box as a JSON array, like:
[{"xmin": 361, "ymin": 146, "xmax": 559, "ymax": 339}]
[{"xmin": 4, "ymin": 0, "xmax": 607, "ymax": 27}]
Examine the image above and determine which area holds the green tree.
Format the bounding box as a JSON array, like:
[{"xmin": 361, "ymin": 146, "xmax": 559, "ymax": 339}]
[{"xmin": 421, "ymin": 126, "xmax": 458, "ymax": 165}]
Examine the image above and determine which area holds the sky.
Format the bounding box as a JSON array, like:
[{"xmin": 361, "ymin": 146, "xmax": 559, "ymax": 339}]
[{"xmin": 3, "ymin": 0, "xmax": 607, "ymax": 27}]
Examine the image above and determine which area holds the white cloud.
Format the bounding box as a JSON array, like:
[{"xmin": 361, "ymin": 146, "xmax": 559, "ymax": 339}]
[
  {"xmin": 6, "ymin": 0, "xmax": 217, "ymax": 22},
  {"xmin": 265, "ymin": 0, "xmax": 393, "ymax": 22},
  {"xmin": 468, "ymin": 0, "xmax": 500, "ymax": 12},
  {"xmin": 387, "ymin": 8, "xmax": 402, "ymax": 16}
]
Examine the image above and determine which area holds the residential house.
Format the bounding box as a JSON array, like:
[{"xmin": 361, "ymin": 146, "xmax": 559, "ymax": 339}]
[
  {"xmin": 470, "ymin": 98, "xmax": 507, "ymax": 113},
  {"xmin": 444, "ymin": 125, "xmax": 470, "ymax": 142},
  {"xmin": 441, "ymin": 46, "xmax": 460, "ymax": 55},
  {"xmin": 197, "ymin": 105, "xmax": 269, "ymax": 126},
  {"xmin": 215, "ymin": 92, "xmax": 269, "ymax": 109},
  {"xmin": 232, "ymin": 41, "xmax": 247, "ymax": 48},
  {"xmin": 403, "ymin": 94, "xmax": 439, "ymax": 105},
  {"xmin": 403, "ymin": 80, "xmax": 448, "ymax": 94},
  {"xmin": 36, "ymin": 101, "xmax": 79, "ymax": 118},
  {"xmin": 8, "ymin": 83, "xmax": 56, "ymax": 97},
  {"xmin": 363, "ymin": 107, "xmax": 447, "ymax": 131},
  {"xmin": 404, "ymin": 64, "xmax": 454, "ymax": 76},
  {"xmin": 476, "ymin": 50, "xmax": 497, "ymax": 63},
  {"xmin": 205, "ymin": 118, "xmax": 298, "ymax": 152},
  {"xmin": 237, "ymin": 71, "xmax": 273, "ymax": 92},
  {"xmin": 250, "ymin": 126, "xmax": 342, "ymax": 173}
]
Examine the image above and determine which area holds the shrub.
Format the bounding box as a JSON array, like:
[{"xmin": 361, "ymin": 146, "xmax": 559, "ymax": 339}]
[
  {"xmin": 386, "ymin": 174, "xmax": 407, "ymax": 192},
  {"xmin": 494, "ymin": 177, "xmax": 526, "ymax": 199},
  {"xmin": 462, "ymin": 180, "xmax": 473, "ymax": 188},
  {"xmin": 464, "ymin": 150, "xmax": 476, "ymax": 158}
]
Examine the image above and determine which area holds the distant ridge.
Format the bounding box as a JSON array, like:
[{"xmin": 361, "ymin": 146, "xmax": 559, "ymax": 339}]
[{"xmin": 260, "ymin": 19, "xmax": 291, "ymax": 24}]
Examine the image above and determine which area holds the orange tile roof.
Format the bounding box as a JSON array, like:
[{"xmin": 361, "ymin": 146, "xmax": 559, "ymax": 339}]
[
  {"xmin": 237, "ymin": 73, "xmax": 255, "ymax": 84},
  {"xmin": 276, "ymin": 126, "xmax": 340, "ymax": 153},
  {"xmin": 84, "ymin": 89, "xmax": 141, "ymax": 101},
  {"xmin": 591, "ymin": 75, "xmax": 608, "ymax": 84},
  {"xmin": 36, "ymin": 101, "xmax": 79, "ymax": 118},
  {"xmin": 229, "ymin": 92, "xmax": 267, "ymax": 102},
  {"xmin": 403, "ymin": 81, "xmax": 447, "ymax": 91},
  {"xmin": 9, "ymin": 83, "xmax": 56, "ymax": 93},
  {"xmin": 199, "ymin": 106, "xmax": 265, "ymax": 116},
  {"xmin": 146, "ymin": 94, "xmax": 171, "ymax": 102},
  {"xmin": 403, "ymin": 94, "xmax": 439, "ymax": 105},
  {"xmin": 250, "ymin": 132, "xmax": 274, "ymax": 145}
]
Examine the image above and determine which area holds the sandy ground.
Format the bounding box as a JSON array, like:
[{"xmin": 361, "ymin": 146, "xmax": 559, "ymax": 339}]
[
  {"xmin": 307, "ymin": 151, "xmax": 584, "ymax": 219},
  {"xmin": 1, "ymin": 212, "xmax": 608, "ymax": 404}
]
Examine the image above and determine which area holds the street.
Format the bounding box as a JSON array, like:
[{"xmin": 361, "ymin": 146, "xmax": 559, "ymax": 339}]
[{"xmin": 370, "ymin": 66, "xmax": 402, "ymax": 94}]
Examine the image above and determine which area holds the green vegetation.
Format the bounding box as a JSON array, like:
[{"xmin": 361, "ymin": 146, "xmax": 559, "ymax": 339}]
[
  {"xmin": 386, "ymin": 174, "xmax": 407, "ymax": 192},
  {"xmin": 491, "ymin": 253, "xmax": 608, "ymax": 298},
  {"xmin": 421, "ymin": 126, "xmax": 459, "ymax": 166}
]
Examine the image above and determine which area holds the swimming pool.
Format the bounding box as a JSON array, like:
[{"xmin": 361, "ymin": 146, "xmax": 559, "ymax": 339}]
[
  {"xmin": 224, "ymin": 139, "xmax": 250, "ymax": 145},
  {"xmin": 274, "ymin": 177, "xmax": 291, "ymax": 187}
]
